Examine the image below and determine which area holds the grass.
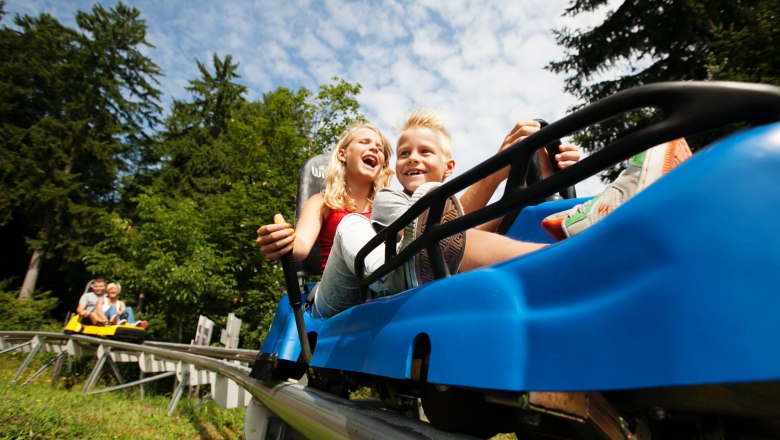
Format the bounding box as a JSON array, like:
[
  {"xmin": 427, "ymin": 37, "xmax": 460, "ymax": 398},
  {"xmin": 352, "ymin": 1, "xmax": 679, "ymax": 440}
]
[
  {"xmin": 0, "ymin": 352, "xmax": 245, "ymax": 439},
  {"xmin": 1, "ymin": 350, "xmax": 520, "ymax": 439}
]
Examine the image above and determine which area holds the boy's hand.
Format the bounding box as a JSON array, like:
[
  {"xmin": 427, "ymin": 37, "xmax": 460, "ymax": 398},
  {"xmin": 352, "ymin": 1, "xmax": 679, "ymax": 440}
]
[
  {"xmin": 256, "ymin": 214, "xmax": 295, "ymax": 261},
  {"xmin": 501, "ymin": 120, "xmax": 580, "ymax": 177},
  {"xmin": 554, "ymin": 144, "xmax": 580, "ymax": 169}
]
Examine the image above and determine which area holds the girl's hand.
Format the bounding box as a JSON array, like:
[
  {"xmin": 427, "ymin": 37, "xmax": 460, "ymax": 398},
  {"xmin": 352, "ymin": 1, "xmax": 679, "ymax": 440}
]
[{"xmin": 256, "ymin": 214, "xmax": 295, "ymax": 261}]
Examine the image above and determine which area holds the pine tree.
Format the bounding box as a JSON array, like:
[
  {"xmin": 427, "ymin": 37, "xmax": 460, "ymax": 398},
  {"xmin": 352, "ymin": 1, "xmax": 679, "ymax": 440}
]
[
  {"xmin": 0, "ymin": 2, "xmax": 161, "ymax": 299},
  {"xmin": 548, "ymin": 0, "xmax": 778, "ymax": 180}
]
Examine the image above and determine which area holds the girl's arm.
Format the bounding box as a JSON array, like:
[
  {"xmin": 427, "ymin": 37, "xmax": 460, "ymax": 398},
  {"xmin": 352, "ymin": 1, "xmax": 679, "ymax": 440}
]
[
  {"xmin": 256, "ymin": 193, "xmax": 326, "ymax": 262},
  {"xmin": 291, "ymin": 193, "xmax": 326, "ymax": 262},
  {"xmin": 118, "ymin": 300, "xmax": 125, "ymax": 314}
]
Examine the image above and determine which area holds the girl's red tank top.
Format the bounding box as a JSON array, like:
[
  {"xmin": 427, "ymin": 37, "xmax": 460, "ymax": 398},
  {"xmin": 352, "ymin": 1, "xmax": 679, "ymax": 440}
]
[{"xmin": 317, "ymin": 208, "xmax": 370, "ymax": 272}]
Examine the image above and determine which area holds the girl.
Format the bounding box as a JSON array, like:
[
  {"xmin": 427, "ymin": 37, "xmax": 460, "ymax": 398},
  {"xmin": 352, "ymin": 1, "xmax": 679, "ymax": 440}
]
[
  {"xmin": 96, "ymin": 282, "xmax": 148, "ymax": 328},
  {"xmin": 256, "ymin": 123, "xmax": 394, "ymax": 316}
]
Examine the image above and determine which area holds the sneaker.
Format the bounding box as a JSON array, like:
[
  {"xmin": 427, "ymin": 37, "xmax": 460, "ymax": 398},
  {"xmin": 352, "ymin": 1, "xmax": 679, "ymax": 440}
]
[
  {"xmin": 403, "ymin": 182, "xmax": 466, "ymax": 286},
  {"xmin": 110, "ymin": 315, "xmax": 119, "ymax": 325},
  {"xmin": 542, "ymin": 138, "xmax": 692, "ymax": 240},
  {"xmin": 135, "ymin": 320, "xmax": 148, "ymax": 329},
  {"xmin": 117, "ymin": 319, "xmax": 128, "ymax": 325}
]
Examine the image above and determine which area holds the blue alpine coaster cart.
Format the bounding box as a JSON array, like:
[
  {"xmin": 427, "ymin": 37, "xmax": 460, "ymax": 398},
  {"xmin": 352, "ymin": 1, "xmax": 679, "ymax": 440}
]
[{"xmin": 250, "ymin": 82, "xmax": 780, "ymax": 439}]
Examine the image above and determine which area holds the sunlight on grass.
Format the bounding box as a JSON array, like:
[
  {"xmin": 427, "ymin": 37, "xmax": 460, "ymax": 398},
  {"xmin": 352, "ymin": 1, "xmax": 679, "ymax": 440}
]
[{"xmin": 0, "ymin": 352, "xmax": 244, "ymax": 439}]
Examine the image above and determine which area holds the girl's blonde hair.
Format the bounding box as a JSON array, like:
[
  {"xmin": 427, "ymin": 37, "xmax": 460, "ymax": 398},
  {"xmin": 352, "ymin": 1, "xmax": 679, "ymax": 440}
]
[
  {"xmin": 399, "ymin": 108, "xmax": 453, "ymax": 160},
  {"xmin": 322, "ymin": 122, "xmax": 393, "ymax": 212},
  {"xmin": 106, "ymin": 283, "xmax": 121, "ymax": 294}
]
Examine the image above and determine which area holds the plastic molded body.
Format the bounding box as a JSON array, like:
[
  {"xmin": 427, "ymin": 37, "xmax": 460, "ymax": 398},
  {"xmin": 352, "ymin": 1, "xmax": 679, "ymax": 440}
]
[{"xmin": 260, "ymin": 122, "xmax": 780, "ymax": 393}]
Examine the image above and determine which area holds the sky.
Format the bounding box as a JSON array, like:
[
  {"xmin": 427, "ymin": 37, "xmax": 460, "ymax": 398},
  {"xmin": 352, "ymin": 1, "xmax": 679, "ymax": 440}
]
[{"xmin": 4, "ymin": 0, "xmax": 613, "ymax": 196}]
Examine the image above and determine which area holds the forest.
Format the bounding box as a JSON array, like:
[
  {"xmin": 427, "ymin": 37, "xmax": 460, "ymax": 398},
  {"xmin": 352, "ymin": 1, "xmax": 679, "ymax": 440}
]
[{"xmin": 2, "ymin": 0, "xmax": 778, "ymax": 347}]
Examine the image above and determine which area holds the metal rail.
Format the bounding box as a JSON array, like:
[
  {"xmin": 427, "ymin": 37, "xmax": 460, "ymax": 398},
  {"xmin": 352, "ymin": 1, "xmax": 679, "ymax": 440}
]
[{"xmin": 1, "ymin": 331, "xmax": 474, "ymax": 439}]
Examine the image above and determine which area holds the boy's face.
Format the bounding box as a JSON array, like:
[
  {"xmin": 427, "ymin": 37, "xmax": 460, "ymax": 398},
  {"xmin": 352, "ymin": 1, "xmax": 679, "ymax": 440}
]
[{"xmin": 396, "ymin": 127, "xmax": 455, "ymax": 194}]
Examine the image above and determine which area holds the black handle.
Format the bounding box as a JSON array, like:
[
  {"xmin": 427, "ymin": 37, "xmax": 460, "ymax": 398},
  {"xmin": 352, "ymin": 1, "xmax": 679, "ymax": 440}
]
[
  {"xmin": 281, "ymin": 250, "xmax": 312, "ymax": 364},
  {"xmin": 282, "ymin": 252, "xmax": 301, "ymax": 309},
  {"xmin": 534, "ymin": 118, "xmax": 577, "ymax": 200}
]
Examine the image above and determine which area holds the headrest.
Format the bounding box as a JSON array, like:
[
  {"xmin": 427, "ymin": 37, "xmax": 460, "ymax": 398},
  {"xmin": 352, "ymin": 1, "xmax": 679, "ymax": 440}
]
[{"xmin": 296, "ymin": 154, "xmax": 329, "ymax": 276}]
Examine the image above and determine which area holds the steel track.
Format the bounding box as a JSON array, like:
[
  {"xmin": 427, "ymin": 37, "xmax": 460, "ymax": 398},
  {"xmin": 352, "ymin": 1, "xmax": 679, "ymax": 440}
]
[{"xmin": 0, "ymin": 331, "xmax": 474, "ymax": 439}]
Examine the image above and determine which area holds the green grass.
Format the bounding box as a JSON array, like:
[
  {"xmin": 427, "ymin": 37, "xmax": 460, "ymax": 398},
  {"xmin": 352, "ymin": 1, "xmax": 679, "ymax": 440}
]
[{"xmin": 0, "ymin": 352, "xmax": 245, "ymax": 439}]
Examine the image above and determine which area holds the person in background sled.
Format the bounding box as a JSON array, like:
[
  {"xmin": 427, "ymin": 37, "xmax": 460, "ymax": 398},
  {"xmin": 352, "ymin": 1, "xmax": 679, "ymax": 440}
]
[
  {"xmin": 76, "ymin": 278, "xmax": 108, "ymax": 325},
  {"xmin": 95, "ymin": 282, "xmax": 147, "ymax": 329}
]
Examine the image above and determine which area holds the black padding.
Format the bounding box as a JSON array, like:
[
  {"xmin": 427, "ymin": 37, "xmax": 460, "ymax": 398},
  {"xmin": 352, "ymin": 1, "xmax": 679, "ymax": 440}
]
[{"xmin": 296, "ymin": 154, "xmax": 329, "ymax": 276}]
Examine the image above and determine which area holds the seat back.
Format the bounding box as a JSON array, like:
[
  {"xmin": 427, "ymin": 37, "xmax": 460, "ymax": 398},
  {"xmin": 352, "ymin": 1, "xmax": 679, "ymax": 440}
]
[{"xmin": 296, "ymin": 154, "xmax": 329, "ymax": 277}]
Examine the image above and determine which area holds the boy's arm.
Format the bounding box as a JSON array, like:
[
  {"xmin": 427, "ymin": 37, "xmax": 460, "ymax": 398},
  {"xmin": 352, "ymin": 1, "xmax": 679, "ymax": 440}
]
[
  {"xmin": 460, "ymin": 120, "xmax": 540, "ymax": 231},
  {"xmin": 371, "ymin": 189, "xmax": 411, "ymax": 228},
  {"xmin": 76, "ymin": 294, "xmax": 88, "ymax": 317},
  {"xmin": 460, "ymin": 121, "xmax": 580, "ymax": 232}
]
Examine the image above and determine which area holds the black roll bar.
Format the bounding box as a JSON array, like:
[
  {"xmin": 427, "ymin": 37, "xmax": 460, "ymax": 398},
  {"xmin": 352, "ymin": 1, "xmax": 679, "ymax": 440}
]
[{"xmin": 354, "ymin": 81, "xmax": 780, "ymax": 301}]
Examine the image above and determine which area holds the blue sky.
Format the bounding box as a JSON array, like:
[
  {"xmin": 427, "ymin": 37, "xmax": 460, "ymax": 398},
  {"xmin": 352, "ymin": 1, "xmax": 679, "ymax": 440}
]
[{"xmin": 4, "ymin": 0, "xmax": 613, "ymax": 195}]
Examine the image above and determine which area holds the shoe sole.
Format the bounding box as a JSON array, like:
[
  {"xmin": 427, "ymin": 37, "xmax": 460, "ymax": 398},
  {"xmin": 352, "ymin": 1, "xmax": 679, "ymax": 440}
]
[
  {"xmin": 413, "ymin": 195, "xmax": 466, "ymax": 284},
  {"xmin": 641, "ymin": 138, "xmax": 692, "ymax": 188}
]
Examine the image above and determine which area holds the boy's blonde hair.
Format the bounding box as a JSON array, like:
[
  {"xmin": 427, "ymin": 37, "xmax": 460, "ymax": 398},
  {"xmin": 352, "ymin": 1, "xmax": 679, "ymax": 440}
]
[
  {"xmin": 398, "ymin": 109, "xmax": 453, "ymax": 159},
  {"xmin": 322, "ymin": 122, "xmax": 393, "ymax": 212},
  {"xmin": 107, "ymin": 283, "xmax": 121, "ymax": 293}
]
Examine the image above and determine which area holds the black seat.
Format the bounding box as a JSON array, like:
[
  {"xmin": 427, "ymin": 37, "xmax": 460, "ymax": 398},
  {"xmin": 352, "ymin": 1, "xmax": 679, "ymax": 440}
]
[{"xmin": 295, "ymin": 154, "xmax": 329, "ymax": 281}]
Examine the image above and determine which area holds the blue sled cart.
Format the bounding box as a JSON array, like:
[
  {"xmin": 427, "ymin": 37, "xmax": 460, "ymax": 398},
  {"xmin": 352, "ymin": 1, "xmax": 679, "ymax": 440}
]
[{"xmin": 251, "ymin": 82, "xmax": 780, "ymax": 439}]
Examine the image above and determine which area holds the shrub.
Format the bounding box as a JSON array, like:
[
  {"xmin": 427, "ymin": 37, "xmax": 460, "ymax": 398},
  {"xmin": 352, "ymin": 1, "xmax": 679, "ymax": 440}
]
[{"xmin": 0, "ymin": 279, "xmax": 61, "ymax": 331}]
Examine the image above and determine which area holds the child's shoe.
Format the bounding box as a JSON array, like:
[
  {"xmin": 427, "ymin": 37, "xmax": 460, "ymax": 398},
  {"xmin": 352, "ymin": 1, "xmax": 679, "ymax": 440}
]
[
  {"xmin": 117, "ymin": 319, "xmax": 128, "ymax": 325},
  {"xmin": 542, "ymin": 138, "xmax": 692, "ymax": 240},
  {"xmin": 110, "ymin": 315, "xmax": 119, "ymax": 325},
  {"xmin": 135, "ymin": 320, "xmax": 148, "ymax": 329}
]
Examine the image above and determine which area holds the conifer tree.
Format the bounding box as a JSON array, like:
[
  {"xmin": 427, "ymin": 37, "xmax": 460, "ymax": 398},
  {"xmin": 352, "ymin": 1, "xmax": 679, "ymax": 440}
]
[
  {"xmin": 548, "ymin": 0, "xmax": 779, "ymax": 179},
  {"xmin": 0, "ymin": 2, "xmax": 161, "ymax": 298}
]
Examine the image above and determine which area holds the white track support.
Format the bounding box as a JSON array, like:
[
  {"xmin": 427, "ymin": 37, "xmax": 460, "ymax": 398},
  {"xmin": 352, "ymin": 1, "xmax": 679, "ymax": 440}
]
[
  {"xmin": 65, "ymin": 338, "xmax": 96, "ymax": 357},
  {"xmin": 214, "ymin": 371, "xmax": 252, "ymax": 409},
  {"xmin": 176, "ymin": 361, "xmax": 215, "ymax": 387},
  {"xmin": 192, "ymin": 315, "xmax": 214, "ymax": 346},
  {"xmin": 0, "ymin": 339, "xmax": 33, "ymax": 356},
  {"xmin": 220, "ymin": 313, "xmax": 241, "ymax": 349}
]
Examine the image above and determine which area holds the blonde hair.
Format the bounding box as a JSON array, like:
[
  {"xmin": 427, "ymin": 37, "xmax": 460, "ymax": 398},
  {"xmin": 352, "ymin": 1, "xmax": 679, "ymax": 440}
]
[
  {"xmin": 322, "ymin": 122, "xmax": 393, "ymax": 212},
  {"xmin": 106, "ymin": 283, "xmax": 121, "ymax": 294},
  {"xmin": 398, "ymin": 108, "xmax": 453, "ymax": 159}
]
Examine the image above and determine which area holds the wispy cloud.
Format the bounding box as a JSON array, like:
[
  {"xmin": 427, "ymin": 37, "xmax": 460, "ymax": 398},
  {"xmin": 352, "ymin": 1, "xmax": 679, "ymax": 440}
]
[{"xmin": 4, "ymin": 0, "xmax": 612, "ymax": 195}]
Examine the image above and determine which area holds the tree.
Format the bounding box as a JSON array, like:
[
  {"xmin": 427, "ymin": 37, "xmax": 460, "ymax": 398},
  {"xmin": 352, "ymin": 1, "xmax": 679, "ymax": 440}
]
[
  {"xmin": 86, "ymin": 69, "xmax": 365, "ymax": 345},
  {"xmin": 707, "ymin": 0, "xmax": 780, "ymax": 84},
  {"xmin": 0, "ymin": 2, "xmax": 161, "ymax": 299},
  {"xmin": 548, "ymin": 0, "xmax": 778, "ymax": 180}
]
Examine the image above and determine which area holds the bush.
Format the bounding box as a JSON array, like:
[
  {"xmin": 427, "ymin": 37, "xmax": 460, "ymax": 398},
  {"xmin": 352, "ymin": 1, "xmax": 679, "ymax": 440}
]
[{"xmin": 0, "ymin": 279, "xmax": 61, "ymax": 331}]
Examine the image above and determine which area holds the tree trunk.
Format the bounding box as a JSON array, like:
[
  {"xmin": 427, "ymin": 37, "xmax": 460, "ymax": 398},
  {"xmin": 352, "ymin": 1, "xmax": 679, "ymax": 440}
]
[
  {"xmin": 19, "ymin": 248, "xmax": 43, "ymax": 300},
  {"xmin": 18, "ymin": 157, "xmax": 75, "ymax": 300}
]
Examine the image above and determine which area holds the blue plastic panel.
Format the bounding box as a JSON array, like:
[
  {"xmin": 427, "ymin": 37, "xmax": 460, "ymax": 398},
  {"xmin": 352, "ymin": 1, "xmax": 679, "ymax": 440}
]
[{"xmin": 264, "ymin": 122, "xmax": 780, "ymax": 392}]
